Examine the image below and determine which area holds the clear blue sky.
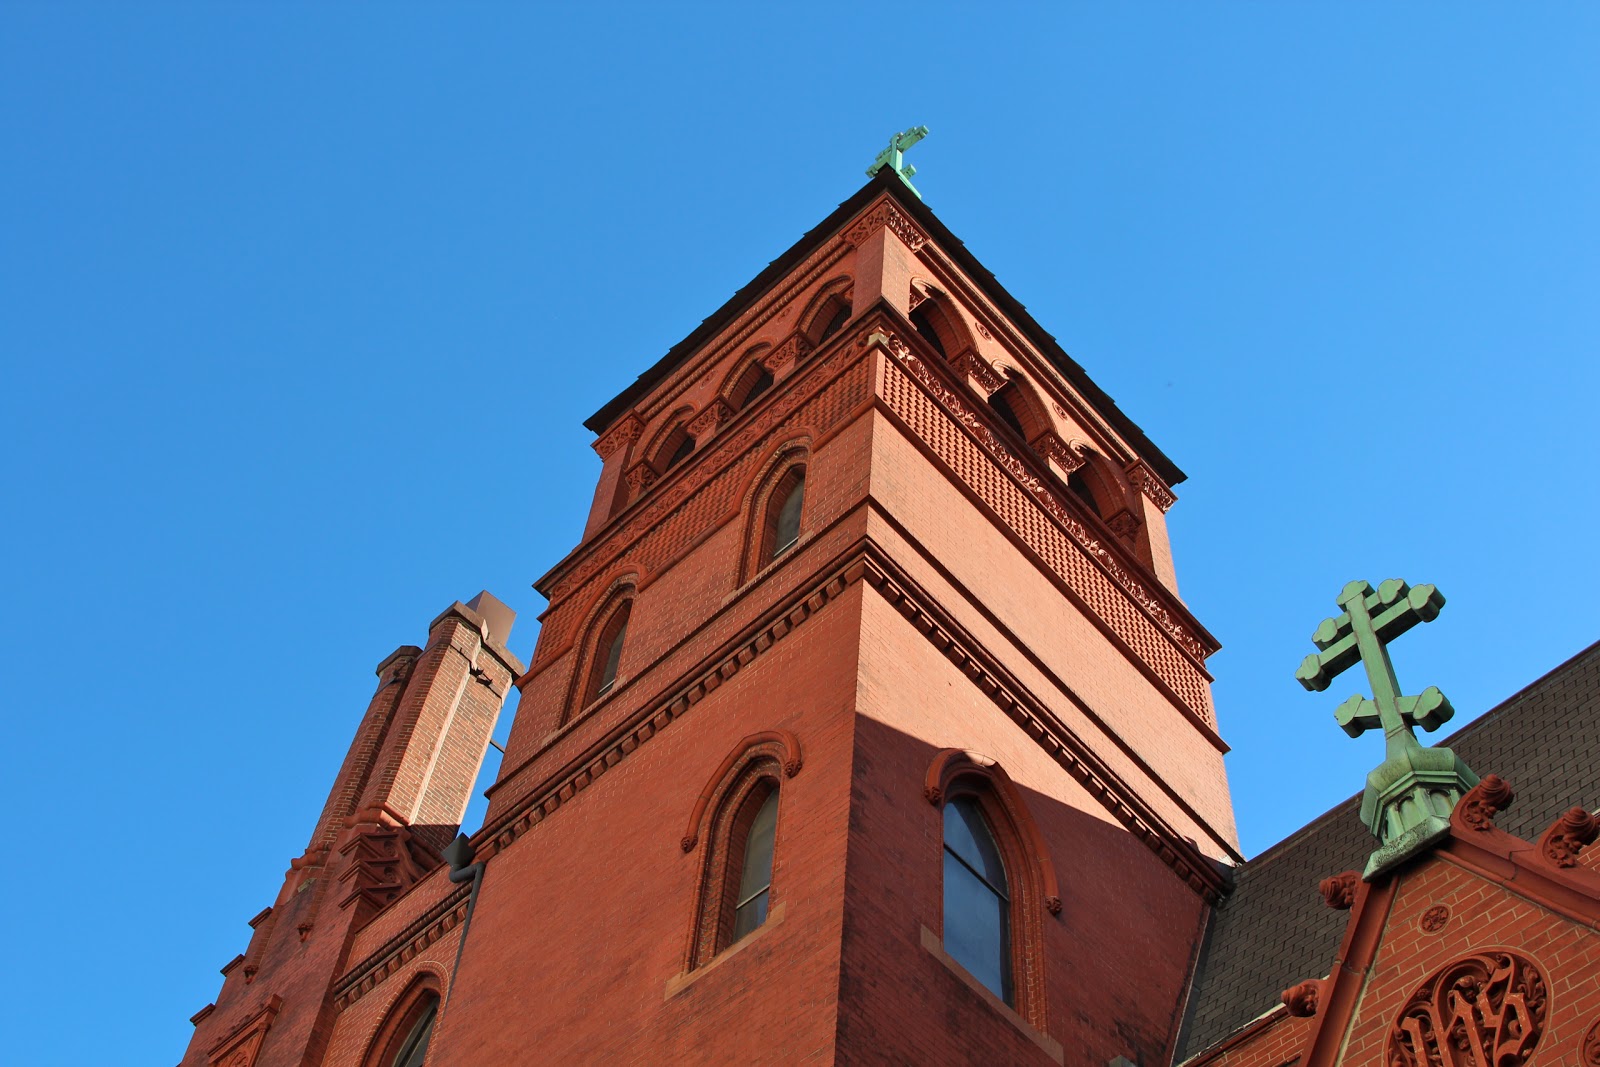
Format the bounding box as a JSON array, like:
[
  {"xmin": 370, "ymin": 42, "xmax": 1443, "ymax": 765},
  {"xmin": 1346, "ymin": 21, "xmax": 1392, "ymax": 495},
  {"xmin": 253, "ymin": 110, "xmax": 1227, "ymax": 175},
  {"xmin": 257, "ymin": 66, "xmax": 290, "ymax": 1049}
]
[{"xmin": 3, "ymin": 6, "xmax": 1596, "ymax": 1064}]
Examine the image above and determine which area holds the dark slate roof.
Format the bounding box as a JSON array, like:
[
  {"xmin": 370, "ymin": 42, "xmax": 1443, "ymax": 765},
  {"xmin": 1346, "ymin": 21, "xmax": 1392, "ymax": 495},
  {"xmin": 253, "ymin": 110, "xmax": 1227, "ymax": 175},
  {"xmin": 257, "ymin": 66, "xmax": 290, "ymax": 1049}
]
[
  {"xmin": 583, "ymin": 168, "xmax": 1188, "ymax": 488},
  {"xmin": 1174, "ymin": 639, "xmax": 1600, "ymax": 1063}
]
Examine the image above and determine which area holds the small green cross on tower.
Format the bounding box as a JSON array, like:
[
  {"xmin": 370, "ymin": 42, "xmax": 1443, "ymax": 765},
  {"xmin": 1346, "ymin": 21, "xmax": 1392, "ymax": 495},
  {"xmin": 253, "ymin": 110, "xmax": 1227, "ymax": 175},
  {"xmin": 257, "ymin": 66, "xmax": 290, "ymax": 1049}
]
[
  {"xmin": 1296, "ymin": 579, "xmax": 1478, "ymax": 879},
  {"xmin": 867, "ymin": 126, "xmax": 930, "ymax": 199}
]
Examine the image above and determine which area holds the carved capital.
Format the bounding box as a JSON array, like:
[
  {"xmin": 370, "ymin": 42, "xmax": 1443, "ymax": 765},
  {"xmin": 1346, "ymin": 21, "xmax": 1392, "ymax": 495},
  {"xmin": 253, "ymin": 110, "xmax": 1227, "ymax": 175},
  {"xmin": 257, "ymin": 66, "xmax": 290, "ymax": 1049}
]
[
  {"xmin": 624, "ymin": 461, "xmax": 658, "ymax": 496},
  {"xmin": 594, "ymin": 413, "xmax": 645, "ymax": 461},
  {"xmin": 1126, "ymin": 460, "xmax": 1176, "ymax": 512},
  {"xmin": 1281, "ymin": 978, "xmax": 1324, "ymax": 1017},
  {"xmin": 1537, "ymin": 806, "xmax": 1599, "ymax": 869},
  {"xmin": 954, "ymin": 348, "xmax": 1006, "ymax": 396},
  {"xmin": 1319, "ymin": 869, "xmax": 1361, "ymax": 910},
  {"xmin": 766, "ymin": 331, "xmax": 812, "ymax": 374},
  {"xmin": 687, "ymin": 399, "xmax": 733, "ymax": 440},
  {"xmin": 842, "ymin": 199, "xmax": 928, "ymax": 252},
  {"xmin": 1456, "ymin": 773, "xmax": 1514, "ymax": 832},
  {"xmin": 1105, "ymin": 508, "xmax": 1141, "ymax": 542}
]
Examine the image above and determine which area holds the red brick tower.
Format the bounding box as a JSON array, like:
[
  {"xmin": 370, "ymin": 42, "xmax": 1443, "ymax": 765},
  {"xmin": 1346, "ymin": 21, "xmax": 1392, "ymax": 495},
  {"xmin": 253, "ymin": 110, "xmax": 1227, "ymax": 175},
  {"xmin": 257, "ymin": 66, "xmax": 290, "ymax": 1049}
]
[
  {"xmin": 449, "ymin": 168, "xmax": 1237, "ymax": 1066},
  {"xmin": 183, "ymin": 593, "xmax": 522, "ymax": 1067},
  {"xmin": 181, "ymin": 169, "xmax": 1240, "ymax": 1067}
]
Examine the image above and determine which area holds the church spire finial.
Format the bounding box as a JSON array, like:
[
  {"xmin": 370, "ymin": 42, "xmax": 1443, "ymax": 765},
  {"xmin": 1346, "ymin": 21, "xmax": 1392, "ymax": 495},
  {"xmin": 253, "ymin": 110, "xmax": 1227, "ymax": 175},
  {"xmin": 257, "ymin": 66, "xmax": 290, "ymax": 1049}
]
[
  {"xmin": 1296, "ymin": 579, "xmax": 1479, "ymax": 878},
  {"xmin": 866, "ymin": 125, "xmax": 930, "ymax": 199}
]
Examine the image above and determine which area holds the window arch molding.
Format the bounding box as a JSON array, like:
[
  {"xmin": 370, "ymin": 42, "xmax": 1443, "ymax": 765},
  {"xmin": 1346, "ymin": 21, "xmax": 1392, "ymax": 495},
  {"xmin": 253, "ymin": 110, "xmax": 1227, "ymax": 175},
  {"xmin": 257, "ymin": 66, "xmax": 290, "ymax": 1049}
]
[
  {"xmin": 562, "ymin": 574, "xmax": 639, "ymax": 724},
  {"xmin": 719, "ymin": 344, "xmax": 776, "ymax": 413},
  {"xmin": 681, "ymin": 731, "xmax": 803, "ymax": 969},
  {"xmin": 360, "ymin": 971, "xmax": 443, "ymax": 1067},
  {"xmin": 736, "ymin": 438, "xmax": 812, "ymax": 583},
  {"xmin": 925, "ymin": 749, "xmax": 1060, "ymax": 1028},
  {"xmin": 640, "ymin": 406, "xmax": 697, "ymax": 478},
  {"xmin": 1064, "ymin": 445, "xmax": 1129, "ymax": 523},
  {"xmin": 797, "ymin": 276, "xmax": 854, "ymax": 349},
  {"xmin": 908, "ymin": 285, "xmax": 975, "ymax": 362},
  {"xmin": 985, "ymin": 368, "xmax": 1053, "ymax": 448}
]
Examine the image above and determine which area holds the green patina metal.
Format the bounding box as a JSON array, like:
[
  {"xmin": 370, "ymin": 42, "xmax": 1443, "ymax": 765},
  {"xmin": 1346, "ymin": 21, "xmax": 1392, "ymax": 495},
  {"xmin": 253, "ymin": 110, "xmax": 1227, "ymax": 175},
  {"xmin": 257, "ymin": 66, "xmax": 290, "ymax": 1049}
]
[
  {"xmin": 1296, "ymin": 579, "xmax": 1478, "ymax": 879},
  {"xmin": 866, "ymin": 126, "xmax": 930, "ymax": 198}
]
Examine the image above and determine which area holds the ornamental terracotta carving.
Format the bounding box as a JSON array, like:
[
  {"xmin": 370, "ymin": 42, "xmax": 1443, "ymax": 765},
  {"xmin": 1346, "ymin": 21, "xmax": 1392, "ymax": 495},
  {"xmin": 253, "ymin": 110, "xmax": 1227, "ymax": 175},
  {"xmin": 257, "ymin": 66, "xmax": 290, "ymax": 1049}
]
[
  {"xmin": 1537, "ymin": 805, "xmax": 1599, "ymax": 869},
  {"xmin": 687, "ymin": 399, "xmax": 733, "ymax": 440},
  {"xmin": 1125, "ymin": 460, "xmax": 1176, "ymax": 512},
  {"xmin": 1582, "ymin": 1017, "xmax": 1600, "ymax": 1065},
  {"xmin": 1419, "ymin": 905, "xmax": 1450, "ymax": 933},
  {"xmin": 1281, "ymin": 978, "xmax": 1323, "ymax": 1017},
  {"xmin": 1319, "ymin": 870, "xmax": 1360, "ymax": 910},
  {"xmin": 841, "ymin": 199, "xmax": 928, "ymax": 252},
  {"xmin": 594, "ymin": 413, "xmax": 644, "ymax": 460},
  {"xmin": 1386, "ymin": 951, "xmax": 1548, "ymax": 1067},
  {"xmin": 1457, "ymin": 774, "xmax": 1515, "ymax": 832}
]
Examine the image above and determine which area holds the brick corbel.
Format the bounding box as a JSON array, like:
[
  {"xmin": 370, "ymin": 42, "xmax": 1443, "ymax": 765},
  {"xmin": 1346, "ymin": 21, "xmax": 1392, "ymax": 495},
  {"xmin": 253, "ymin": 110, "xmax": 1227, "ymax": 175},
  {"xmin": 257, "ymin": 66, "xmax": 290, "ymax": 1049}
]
[{"xmin": 1105, "ymin": 508, "xmax": 1141, "ymax": 543}]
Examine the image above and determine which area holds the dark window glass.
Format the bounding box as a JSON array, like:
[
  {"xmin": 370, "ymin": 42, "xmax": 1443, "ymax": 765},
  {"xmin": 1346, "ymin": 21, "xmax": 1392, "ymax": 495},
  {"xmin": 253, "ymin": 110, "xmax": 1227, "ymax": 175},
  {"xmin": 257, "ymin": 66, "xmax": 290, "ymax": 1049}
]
[
  {"xmin": 771, "ymin": 472, "xmax": 805, "ymax": 558},
  {"xmin": 911, "ymin": 306, "xmax": 947, "ymax": 357},
  {"xmin": 989, "ymin": 388, "xmax": 1027, "ymax": 440},
  {"xmin": 817, "ymin": 304, "xmax": 850, "ymax": 344},
  {"xmin": 594, "ymin": 610, "xmax": 629, "ymax": 699},
  {"xmin": 1067, "ymin": 469, "xmax": 1099, "ymax": 517},
  {"xmin": 391, "ymin": 1000, "xmax": 437, "ymax": 1067},
  {"xmin": 942, "ymin": 797, "xmax": 1012, "ymax": 1004},
  {"xmin": 664, "ymin": 432, "xmax": 696, "ymax": 470},
  {"xmin": 731, "ymin": 788, "xmax": 779, "ymax": 942},
  {"xmin": 740, "ymin": 366, "xmax": 773, "ymax": 409}
]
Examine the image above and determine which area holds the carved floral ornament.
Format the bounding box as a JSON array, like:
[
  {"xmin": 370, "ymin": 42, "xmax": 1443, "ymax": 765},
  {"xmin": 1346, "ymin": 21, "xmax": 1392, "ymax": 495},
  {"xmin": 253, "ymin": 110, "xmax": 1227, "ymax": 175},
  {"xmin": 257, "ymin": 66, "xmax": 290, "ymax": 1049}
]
[
  {"xmin": 1319, "ymin": 869, "xmax": 1361, "ymax": 910},
  {"xmin": 1583, "ymin": 1017, "xmax": 1600, "ymax": 1066},
  {"xmin": 1386, "ymin": 951, "xmax": 1548, "ymax": 1067},
  {"xmin": 841, "ymin": 199, "xmax": 928, "ymax": 252}
]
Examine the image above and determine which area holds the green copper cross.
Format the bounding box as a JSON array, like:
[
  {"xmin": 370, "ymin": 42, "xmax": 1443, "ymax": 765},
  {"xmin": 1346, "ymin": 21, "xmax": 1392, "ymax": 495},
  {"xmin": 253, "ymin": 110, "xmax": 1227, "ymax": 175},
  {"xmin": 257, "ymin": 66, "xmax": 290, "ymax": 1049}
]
[
  {"xmin": 1296, "ymin": 579, "xmax": 1454, "ymax": 751},
  {"xmin": 1295, "ymin": 578, "xmax": 1477, "ymax": 878},
  {"xmin": 867, "ymin": 126, "xmax": 930, "ymax": 199}
]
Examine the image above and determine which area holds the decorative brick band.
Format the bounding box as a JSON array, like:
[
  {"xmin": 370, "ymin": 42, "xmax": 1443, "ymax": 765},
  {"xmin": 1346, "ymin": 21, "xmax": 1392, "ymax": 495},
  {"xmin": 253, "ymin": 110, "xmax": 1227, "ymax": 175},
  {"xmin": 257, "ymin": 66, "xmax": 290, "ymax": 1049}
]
[{"xmin": 332, "ymin": 884, "xmax": 470, "ymax": 1010}]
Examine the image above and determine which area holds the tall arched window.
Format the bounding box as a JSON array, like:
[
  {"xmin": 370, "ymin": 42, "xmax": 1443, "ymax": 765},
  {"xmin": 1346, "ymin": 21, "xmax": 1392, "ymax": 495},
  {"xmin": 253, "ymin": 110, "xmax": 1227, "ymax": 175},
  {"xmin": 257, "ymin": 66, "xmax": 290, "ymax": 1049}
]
[
  {"xmin": 588, "ymin": 600, "xmax": 630, "ymax": 702},
  {"xmin": 727, "ymin": 784, "xmax": 779, "ymax": 943},
  {"xmin": 763, "ymin": 467, "xmax": 805, "ymax": 563},
  {"xmin": 987, "ymin": 386, "xmax": 1029, "ymax": 442},
  {"xmin": 661, "ymin": 429, "xmax": 696, "ymax": 472},
  {"xmin": 911, "ymin": 304, "xmax": 948, "ymax": 358},
  {"xmin": 732, "ymin": 363, "xmax": 774, "ymax": 411},
  {"xmin": 942, "ymin": 795, "xmax": 1013, "ymax": 1005},
  {"xmin": 387, "ymin": 996, "xmax": 437, "ymax": 1067},
  {"xmin": 683, "ymin": 732, "xmax": 802, "ymax": 969}
]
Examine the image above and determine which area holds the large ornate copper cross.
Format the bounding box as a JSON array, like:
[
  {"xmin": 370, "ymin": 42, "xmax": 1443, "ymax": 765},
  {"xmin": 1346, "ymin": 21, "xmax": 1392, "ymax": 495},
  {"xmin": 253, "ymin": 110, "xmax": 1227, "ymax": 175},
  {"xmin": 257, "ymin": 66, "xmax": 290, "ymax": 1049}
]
[{"xmin": 1295, "ymin": 579, "xmax": 1455, "ymax": 753}]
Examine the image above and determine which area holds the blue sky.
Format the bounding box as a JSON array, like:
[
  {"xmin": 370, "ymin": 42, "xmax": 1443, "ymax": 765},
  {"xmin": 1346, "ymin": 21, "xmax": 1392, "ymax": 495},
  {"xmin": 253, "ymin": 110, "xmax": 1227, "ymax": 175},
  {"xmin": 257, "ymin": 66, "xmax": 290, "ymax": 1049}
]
[{"xmin": 3, "ymin": 6, "xmax": 1597, "ymax": 1063}]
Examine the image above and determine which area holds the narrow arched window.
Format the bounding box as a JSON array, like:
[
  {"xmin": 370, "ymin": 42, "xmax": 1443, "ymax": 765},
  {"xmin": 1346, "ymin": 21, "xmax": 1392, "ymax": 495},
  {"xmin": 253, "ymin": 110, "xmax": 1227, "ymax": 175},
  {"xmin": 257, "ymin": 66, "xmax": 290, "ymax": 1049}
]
[
  {"xmin": 663, "ymin": 431, "xmax": 696, "ymax": 471},
  {"xmin": 388, "ymin": 995, "xmax": 437, "ymax": 1067},
  {"xmin": 728, "ymin": 785, "xmax": 779, "ymax": 944},
  {"xmin": 988, "ymin": 386, "xmax": 1028, "ymax": 441},
  {"xmin": 1067, "ymin": 468, "xmax": 1101, "ymax": 518},
  {"xmin": 817, "ymin": 305, "xmax": 850, "ymax": 344},
  {"xmin": 943, "ymin": 796, "xmax": 1012, "ymax": 1005},
  {"xmin": 733, "ymin": 363, "xmax": 774, "ymax": 411},
  {"xmin": 911, "ymin": 305, "xmax": 948, "ymax": 358},
  {"xmin": 588, "ymin": 601, "xmax": 631, "ymax": 703},
  {"xmin": 763, "ymin": 468, "xmax": 805, "ymax": 563}
]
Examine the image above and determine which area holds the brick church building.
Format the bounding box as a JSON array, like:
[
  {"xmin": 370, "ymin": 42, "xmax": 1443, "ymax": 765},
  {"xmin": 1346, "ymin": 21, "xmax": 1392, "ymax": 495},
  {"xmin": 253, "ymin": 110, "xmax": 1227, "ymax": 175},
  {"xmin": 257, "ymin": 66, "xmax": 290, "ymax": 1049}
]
[{"xmin": 181, "ymin": 164, "xmax": 1600, "ymax": 1066}]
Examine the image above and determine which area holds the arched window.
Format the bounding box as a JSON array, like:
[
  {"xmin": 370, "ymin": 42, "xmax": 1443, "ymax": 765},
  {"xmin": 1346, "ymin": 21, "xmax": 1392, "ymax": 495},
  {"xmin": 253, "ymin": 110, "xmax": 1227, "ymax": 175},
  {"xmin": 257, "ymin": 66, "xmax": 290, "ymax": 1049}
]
[
  {"xmin": 763, "ymin": 467, "xmax": 805, "ymax": 564},
  {"xmin": 587, "ymin": 600, "xmax": 631, "ymax": 702},
  {"xmin": 1067, "ymin": 468, "xmax": 1101, "ymax": 518},
  {"xmin": 362, "ymin": 982, "xmax": 442, "ymax": 1067},
  {"xmin": 987, "ymin": 385, "xmax": 1028, "ymax": 441},
  {"xmin": 803, "ymin": 286, "xmax": 852, "ymax": 348},
  {"xmin": 943, "ymin": 796, "xmax": 1012, "ymax": 1005},
  {"xmin": 727, "ymin": 784, "xmax": 779, "ymax": 943},
  {"xmin": 817, "ymin": 304, "xmax": 849, "ymax": 344},
  {"xmin": 682, "ymin": 731, "xmax": 802, "ymax": 969},
  {"xmin": 387, "ymin": 996, "xmax": 437, "ymax": 1067},
  {"xmin": 730, "ymin": 362, "xmax": 774, "ymax": 411},
  {"xmin": 911, "ymin": 304, "xmax": 948, "ymax": 358},
  {"xmin": 661, "ymin": 428, "xmax": 696, "ymax": 472}
]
